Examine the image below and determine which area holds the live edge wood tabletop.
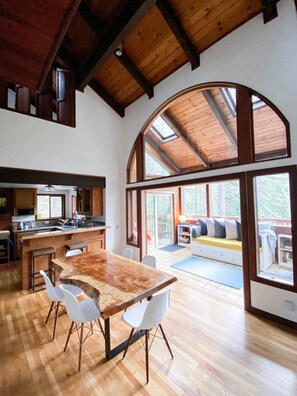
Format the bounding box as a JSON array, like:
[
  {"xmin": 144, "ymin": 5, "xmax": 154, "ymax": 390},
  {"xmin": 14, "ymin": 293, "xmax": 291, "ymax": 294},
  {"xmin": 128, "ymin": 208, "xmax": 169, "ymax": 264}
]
[
  {"xmin": 51, "ymin": 249, "xmax": 177, "ymax": 360},
  {"xmin": 51, "ymin": 249, "xmax": 177, "ymax": 319}
]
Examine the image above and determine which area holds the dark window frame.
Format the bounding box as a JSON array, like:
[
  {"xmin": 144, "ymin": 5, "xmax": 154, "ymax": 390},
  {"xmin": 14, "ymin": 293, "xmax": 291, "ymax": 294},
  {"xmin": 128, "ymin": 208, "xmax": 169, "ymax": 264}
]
[
  {"xmin": 126, "ymin": 82, "xmax": 290, "ymax": 184},
  {"xmin": 37, "ymin": 194, "xmax": 65, "ymax": 220},
  {"xmin": 246, "ymin": 165, "xmax": 297, "ymax": 292}
]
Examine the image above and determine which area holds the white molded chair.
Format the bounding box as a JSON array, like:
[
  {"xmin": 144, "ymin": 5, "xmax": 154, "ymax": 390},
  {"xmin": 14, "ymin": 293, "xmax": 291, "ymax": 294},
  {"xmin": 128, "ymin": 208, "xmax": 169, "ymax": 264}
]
[
  {"xmin": 66, "ymin": 249, "xmax": 83, "ymax": 257},
  {"xmin": 60, "ymin": 285, "xmax": 105, "ymax": 371},
  {"xmin": 141, "ymin": 255, "xmax": 156, "ymax": 268},
  {"xmin": 122, "ymin": 290, "xmax": 173, "ymax": 383},
  {"xmin": 39, "ymin": 270, "xmax": 84, "ymax": 340},
  {"xmin": 121, "ymin": 247, "xmax": 133, "ymax": 260}
]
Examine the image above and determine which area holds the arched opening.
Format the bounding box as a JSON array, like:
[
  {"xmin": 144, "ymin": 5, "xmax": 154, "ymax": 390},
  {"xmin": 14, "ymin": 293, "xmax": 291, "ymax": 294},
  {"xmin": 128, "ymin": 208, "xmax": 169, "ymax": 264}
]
[
  {"xmin": 127, "ymin": 83, "xmax": 289, "ymax": 183},
  {"xmin": 126, "ymin": 83, "xmax": 296, "ymax": 313}
]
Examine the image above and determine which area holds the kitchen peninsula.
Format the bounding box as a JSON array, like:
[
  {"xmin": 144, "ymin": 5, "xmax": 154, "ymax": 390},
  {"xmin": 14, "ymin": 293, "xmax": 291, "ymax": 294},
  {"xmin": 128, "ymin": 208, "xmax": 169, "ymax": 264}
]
[{"xmin": 20, "ymin": 225, "xmax": 110, "ymax": 289}]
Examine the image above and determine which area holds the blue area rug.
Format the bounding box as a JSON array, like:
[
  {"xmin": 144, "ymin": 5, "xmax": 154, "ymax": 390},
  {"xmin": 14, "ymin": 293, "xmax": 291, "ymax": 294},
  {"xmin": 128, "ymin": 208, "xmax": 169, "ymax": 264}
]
[
  {"xmin": 159, "ymin": 244, "xmax": 185, "ymax": 252},
  {"xmin": 171, "ymin": 256, "xmax": 243, "ymax": 289}
]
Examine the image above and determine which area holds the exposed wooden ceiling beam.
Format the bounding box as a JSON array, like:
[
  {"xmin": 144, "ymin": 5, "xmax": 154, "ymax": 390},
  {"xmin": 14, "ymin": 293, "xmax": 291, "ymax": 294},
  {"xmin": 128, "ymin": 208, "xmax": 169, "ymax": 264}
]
[
  {"xmin": 114, "ymin": 50, "xmax": 154, "ymax": 99},
  {"xmin": 145, "ymin": 134, "xmax": 182, "ymax": 173},
  {"xmin": 156, "ymin": 0, "xmax": 200, "ymax": 70},
  {"xmin": 78, "ymin": 2, "xmax": 103, "ymax": 36},
  {"xmin": 37, "ymin": 0, "xmax": 81, "ymax": 92},
  {"xmin": 261, "ymin": 0, "xmax": 279, "ymax": 24},
  {"xmin": 202, "ymin": 91, "xmax": 237, "ymax": 150},
  {"xmin": 163, "ymin": 111, "xmax": 209, "ymax": 168},
  {"xmin": 89, "ymin": 79, "xmax": 125, "ymax": 118},
  {"xmin": 77, "ymin": 0, "xmax": 157, "ymax": 90},
  {"xmin": 57, "ymin": 45, "xmax": 124, "ymax": 117}
]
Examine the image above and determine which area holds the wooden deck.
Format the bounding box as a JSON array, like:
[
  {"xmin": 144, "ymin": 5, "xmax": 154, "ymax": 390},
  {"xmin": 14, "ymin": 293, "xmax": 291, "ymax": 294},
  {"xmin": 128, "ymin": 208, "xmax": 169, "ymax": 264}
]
[{"xmin": 1, "ymin": 260, "xmax": 297, "ymax": 395}]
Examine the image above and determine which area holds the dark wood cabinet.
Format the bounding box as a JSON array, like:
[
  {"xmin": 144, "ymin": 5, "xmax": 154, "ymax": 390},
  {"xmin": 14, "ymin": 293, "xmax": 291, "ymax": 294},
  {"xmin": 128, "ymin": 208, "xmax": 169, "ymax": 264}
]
[
  {"xmin": 14, "ymin": 188, "xmax": 37, "ymax": 215},
  {"xmin": 77, "ymin": 187, "xmax": 103, "ymax": 216}
]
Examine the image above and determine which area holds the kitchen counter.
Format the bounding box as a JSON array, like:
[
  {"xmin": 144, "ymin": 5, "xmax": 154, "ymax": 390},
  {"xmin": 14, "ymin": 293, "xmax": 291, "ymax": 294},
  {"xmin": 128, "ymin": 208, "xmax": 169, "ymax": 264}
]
[
  {"xmin": 20, "ymin": 225, "xmax": 110, "ymax": 290},
  {"xmin": 21, "ymin": 225, "xmax": 108, "ymax": 240}
]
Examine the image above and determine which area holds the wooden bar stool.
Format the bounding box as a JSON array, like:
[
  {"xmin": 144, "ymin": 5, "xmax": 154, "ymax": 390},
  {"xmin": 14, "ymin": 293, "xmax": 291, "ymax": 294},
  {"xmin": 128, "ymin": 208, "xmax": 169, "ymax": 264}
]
[
  {"xmin": 65, "ymin": 241, "xmax": 88, "ymax": 253},
  {"xmin": 31, "ymin": 247, "xmax": 56, "ymax": 293}
]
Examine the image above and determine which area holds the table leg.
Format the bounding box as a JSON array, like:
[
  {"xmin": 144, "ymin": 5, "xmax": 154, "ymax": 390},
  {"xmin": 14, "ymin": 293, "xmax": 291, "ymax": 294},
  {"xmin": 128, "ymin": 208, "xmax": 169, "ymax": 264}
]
[{"xmin": 104, "ymin": 317, "xmax": 145, "ymax": 360}]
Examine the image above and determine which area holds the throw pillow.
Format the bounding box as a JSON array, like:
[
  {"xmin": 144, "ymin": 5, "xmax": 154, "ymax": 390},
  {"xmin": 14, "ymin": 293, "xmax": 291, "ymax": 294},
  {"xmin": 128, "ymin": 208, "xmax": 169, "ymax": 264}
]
[
  {"xmin": 224, "ymin": 219, "xmax": 238, "ymax": 240},
  {"xmin": 236, "ymin": 220, "xmax": 242, "ymax": 241},
  {"xmin": 214, "ymin": 219, "xmax": 226, "ymax": 238},
  {"xmin": 206, "ymin": 218, "xmax": 215, "ymax": 237},
  {"xmin": 192, "ymin": 226, "xmax": 201, "ymax": 238},
  {"xmin": 199, "ymin": 219, "xmax": 207, "ymax": 235}
]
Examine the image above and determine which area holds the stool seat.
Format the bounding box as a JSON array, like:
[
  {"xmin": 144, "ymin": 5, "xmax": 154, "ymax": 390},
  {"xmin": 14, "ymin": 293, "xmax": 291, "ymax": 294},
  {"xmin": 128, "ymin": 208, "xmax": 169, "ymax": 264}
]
[
  {"xmin": 31, "ymin": 247, "xmax": 56, "ymax": 257},
  {"xmin": 65, "ymin": 242, "xmax": 88, "ymax": 251},
  {"xmin": 31, "ymin": 247, "xmax": 56, "ymax": 293}
]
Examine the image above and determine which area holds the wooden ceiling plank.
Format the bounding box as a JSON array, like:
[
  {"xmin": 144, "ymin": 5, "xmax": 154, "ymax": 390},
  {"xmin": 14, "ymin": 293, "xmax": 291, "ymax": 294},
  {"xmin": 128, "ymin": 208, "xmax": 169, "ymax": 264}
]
[
  {"xmin": 202, "ymin": 90, "xmax": 237, "ymax": 149},
  {"xmin": 77, "ymin": 0, "xmax": 157, "ymax": 90},
  {"xmin": 261, "ymin": 0, "xmax": 279, "ymax": 24},
  {"xmin": 145, "ymin": 134, "xmax": 182, "ymax": 173},
  {"xmin": 78, "ymin": 2, "xmax": 103, "ymax": 36},
  {"xmin": 163, "ymin": 110, "xmax": 209, "ymax": 168},
  {"xmin": 89, "ymin": 79, "xmax": 125, "ymax": 118},
  {"xmin": 156, "ymin": 0, "xmax": 200, "ymax": 70},
  {"xmin": 37, "ymin": 0, "xmax": 81, "ymax": 92},
  {"xmin": 57, "ymin": 46, "xmax": 124, "ymax": 117},
  {"xmin": 114, "ymin": 50, "xmax": 154, "ymax": 99}
]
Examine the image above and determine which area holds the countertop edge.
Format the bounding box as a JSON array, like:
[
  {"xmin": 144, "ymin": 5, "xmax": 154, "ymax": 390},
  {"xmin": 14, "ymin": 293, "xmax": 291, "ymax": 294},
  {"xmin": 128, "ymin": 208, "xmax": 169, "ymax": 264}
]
[{"xmin": 21, "ymin": 226, "xmax": 110, "ymax": 241}]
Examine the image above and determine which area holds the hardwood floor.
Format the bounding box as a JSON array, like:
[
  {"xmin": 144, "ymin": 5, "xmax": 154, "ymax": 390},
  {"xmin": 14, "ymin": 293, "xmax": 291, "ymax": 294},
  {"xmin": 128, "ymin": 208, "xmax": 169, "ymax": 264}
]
[{"xmin": 1, "ymin": 261, "xmax": 297, "ymax": 395}]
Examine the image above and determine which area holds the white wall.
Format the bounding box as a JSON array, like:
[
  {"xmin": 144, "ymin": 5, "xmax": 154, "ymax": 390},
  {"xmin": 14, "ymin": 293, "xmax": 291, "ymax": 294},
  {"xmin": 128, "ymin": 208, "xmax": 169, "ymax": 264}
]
[
  {"xmin": 122, "ymin": 0, "xmax": 297, "ymax": 322},
  {"xmin": 0, "ymin": 87, "xmax": 124, "ymax": 252}
]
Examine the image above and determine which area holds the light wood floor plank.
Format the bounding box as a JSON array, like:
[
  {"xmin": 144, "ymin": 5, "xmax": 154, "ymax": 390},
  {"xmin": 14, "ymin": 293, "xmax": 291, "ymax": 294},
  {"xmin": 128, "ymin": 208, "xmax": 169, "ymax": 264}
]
[{"xmin": 1, "ymin": 261, "xmax": 297, "ymax": 395}]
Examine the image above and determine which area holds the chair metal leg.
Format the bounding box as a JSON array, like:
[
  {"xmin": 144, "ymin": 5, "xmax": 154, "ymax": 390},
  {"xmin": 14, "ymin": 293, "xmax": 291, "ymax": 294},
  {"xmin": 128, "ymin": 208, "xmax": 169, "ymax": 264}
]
[
  {"xmin": 52, "ymin": 302, "xmax": 60, "ymax": 340},
  {"xmin": 145, "ymin": 330, "xmax": 149, "ymax": 384},
  {"xmin": 64, "ymin": 321, "xmax": 74, "ymax": 352},
  {"xmin": 45, "ymin": 301, "xmax": 55, "ymax": 325},
  {"xmin": 97, "ymin": 319, "xmax": 105, "ymax": 339},
  {"xmin": 159, "ymin": 324, "xmax": 173, "ymax": 359},
  {"xmin": 78, "ymin": 324, "xmax": 84, "ymax": 371},
  {"xmin": 123, "ymin": 328, "xmax": 135, "ymax": 359}
]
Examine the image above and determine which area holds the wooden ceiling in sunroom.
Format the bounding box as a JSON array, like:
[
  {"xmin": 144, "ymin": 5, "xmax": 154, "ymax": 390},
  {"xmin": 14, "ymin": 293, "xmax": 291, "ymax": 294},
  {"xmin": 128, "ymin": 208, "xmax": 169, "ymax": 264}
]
[{"xmin": 0, "ymin": 0, "xmax": 281, "ymax": 117}]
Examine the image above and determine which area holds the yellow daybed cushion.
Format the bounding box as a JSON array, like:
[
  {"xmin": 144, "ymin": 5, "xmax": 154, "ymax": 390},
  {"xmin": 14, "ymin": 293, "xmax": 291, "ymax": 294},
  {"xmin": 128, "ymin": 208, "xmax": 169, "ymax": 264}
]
[{"xmin": 193, "ymin": 236, "xmax": 242, "ymax": 251}]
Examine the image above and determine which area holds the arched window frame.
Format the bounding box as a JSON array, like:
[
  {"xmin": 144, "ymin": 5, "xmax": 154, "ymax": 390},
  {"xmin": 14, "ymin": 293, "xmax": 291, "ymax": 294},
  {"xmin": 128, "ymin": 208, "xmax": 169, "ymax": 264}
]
[{"xmin": 127, "ymin": 82, "xmax": 290, "ymax": 184}]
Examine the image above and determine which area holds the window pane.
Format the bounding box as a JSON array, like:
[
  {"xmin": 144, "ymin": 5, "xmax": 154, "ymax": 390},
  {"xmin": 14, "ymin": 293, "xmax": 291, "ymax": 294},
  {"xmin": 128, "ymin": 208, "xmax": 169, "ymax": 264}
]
[
  {"xmin": 145, "ymin": 149, "xmax": 171, "ymax": 178},
  {"xmin": 253, "ymin": 95, "xmax": 288, "ymax": 161},
  {"xmin": 37, "ymin": 195, "xmax": 50, "ymax": 219},
  {"xmin": 182, "ymin": 184, "xmax": 207, "ymax": 216},
  {"xmin": 210, "ymin": 180, "xmax": 240, "ymax": 217},
  {"xmin": 51, "ymin": 196, "xmax": 62, "ymax": 218},
  {"xmin": 129, "ymin": 151, "xmax": 137, "ymax": 183},
  {"xmin": 127, "ymin": 190, "xmax": 138, "ymax": 244},
  {"xmin": 254, "ymin": 173, "xmax": 293, "ymax": 286},
  {"xmin": 152, "ymin": 116, "xmax": 176, "ymax": 140}
]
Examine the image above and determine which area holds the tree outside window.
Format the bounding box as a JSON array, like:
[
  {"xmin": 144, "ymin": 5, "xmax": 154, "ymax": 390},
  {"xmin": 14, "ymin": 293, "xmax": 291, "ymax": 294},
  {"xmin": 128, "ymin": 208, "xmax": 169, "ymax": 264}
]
[{"xmin": 37, "ymin": 195, "xmax": 64, "ymax": 219}]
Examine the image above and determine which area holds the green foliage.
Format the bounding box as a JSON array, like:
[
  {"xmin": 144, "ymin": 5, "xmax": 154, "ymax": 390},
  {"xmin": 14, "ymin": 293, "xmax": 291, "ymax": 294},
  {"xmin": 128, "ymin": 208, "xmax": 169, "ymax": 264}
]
[{"xmin": 255, "ymin": 174, "xmax": 290, "ymax": 219}]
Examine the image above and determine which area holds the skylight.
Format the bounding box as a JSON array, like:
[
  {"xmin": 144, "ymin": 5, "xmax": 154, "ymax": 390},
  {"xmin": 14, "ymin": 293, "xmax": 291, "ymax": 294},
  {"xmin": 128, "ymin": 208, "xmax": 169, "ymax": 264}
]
[
  {"xmin": 221, "ymin": 88, "xmax": 266, "ymax": 117},
  {"xmin": 151, "ymin": 116, "xmax": 177, "ymax": 142}
]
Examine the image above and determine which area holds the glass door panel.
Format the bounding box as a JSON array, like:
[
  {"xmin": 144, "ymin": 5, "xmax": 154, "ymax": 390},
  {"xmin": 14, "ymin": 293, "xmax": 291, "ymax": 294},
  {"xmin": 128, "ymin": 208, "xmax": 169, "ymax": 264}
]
[
  {"xmin": 146, "ymin": 193, "xmax": 173, "ymax": 248},
  {"xmin": 156, "ymin": 194, "xmax": 173, "ymax": 247},
  {"xmin": 253, "ymin": 172, "xmax": 293, "ymax": 285}
]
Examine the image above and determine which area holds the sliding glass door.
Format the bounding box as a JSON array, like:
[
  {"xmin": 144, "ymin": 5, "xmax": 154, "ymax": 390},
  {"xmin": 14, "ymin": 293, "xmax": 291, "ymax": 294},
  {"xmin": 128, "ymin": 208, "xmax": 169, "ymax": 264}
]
[{"xmin": 146, "ymin": 193, "xmax": 173, "ymax": 248}]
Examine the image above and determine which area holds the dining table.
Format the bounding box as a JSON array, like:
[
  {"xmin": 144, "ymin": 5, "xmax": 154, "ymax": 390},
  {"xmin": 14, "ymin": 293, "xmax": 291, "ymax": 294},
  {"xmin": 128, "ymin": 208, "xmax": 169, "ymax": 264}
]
[{"xmin": 51, "ymin": 249, "xmax": 177, "ymax": 360}]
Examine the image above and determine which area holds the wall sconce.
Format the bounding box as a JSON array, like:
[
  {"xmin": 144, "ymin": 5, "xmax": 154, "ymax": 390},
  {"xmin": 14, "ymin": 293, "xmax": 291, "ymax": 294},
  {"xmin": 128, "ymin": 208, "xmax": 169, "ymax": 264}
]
[{"xmin": 178, "ymin": 215, "xmax": 187, "ymax": 224}]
